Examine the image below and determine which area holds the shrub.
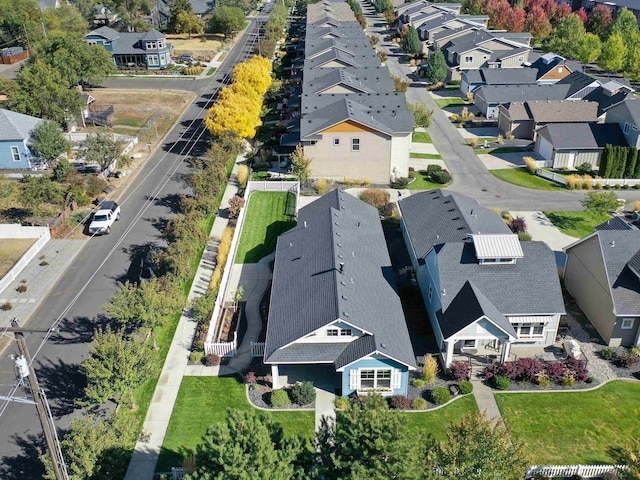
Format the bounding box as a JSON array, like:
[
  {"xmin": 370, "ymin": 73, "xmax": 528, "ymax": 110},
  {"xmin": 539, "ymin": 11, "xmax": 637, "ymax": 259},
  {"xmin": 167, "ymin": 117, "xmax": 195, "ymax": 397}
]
[
  {"xmin": 39, "ymin": 261, "xmax": 49, "ymax": 266},
  {"xmin": 523, "ymin": 156, "xmax": 538, "ymax": 174},
  {"xmin": 245, "ymin": 371, "xmax": 257, "ymax": 384},
  {"xmin": 16, "ymin": 284, "xmax": 27, "ymax": 293},
  {"xmin": 412, "ymin": 378, "xmax": 426, "ymax": 388},
  {"xmin": 394, "ymin": 177, "xmax": 409, "ymax": 189},
  {"xmin": 563, "ymin": 371, "xmax": 576, "ymax": 387},
  {"xmin": 426, "ymin": 164, "xmax": 442, "ymax": 174},
  {"xmin": 508, "ymin": 216, "xmax": 527, "ymax": 234},
  {"xmin": 577, "ymin": 162, "xmax": 593, "ymax": 174},
  {"xmin": 205, "ymin": 354, "xmax": 221, "ymax": 366},
  {"xmin": 431, "ymin": 171, "xmax": 451, "ymax": 184},
  {"xmin": 618, "ymin": 350, "xmax": 640, "ymax": 368},
  {"xmin": 411, "ymin": 397, "xmax": 427, "ymax": 410},
  {"xmin": 566, "ymin": 174, "xmax": 583, "ymax": 190},
  {"xmin": 431, "ymin": 386, "xmax": 451, "ymax": 405},
  {"xmin": 518, "ymin": 232, "xmax": 532, "ymax": 241},
  {"xmin": 514, "ymin": 358, "xmax": 544, "ymax": 383},
  {"xmin": 496, "ymin": 134, "xmax": 503, "ymax": 144},
  {"xmin": 408, "ymin": 170, "xmax": 416, "ymax": 178},
  {"xmin": 270, "ymin": 389, "xmax": 291, "ymax": 407},
  {"xmin": 545, "ymin": 361, "xmax": 566, "ymax": 383},
  {"xmin": 316, "ymin": 178, "xmax": 328, "ymax": 195},
  {"xmin": 1, "ymin": 302, "xmax": 13, "ymax": 311},
  {"xmin": 600, "ymin": 348, "xmax": 618, "ymax": 361},
  {"xmin": 466, "ymin": 92, "xmax": 474, "ymax": 102},
  {"xmin": 227, "ymin": 195, "xmax": 245, "ymax": 219},
  {"xmin": 505, "ymin": 131, "xmax": 514, "ymax": 140},
  {"xmin": 389, "ymin": 395, "xmax": 411, "ymax": 410},
  {"xmin": 289, "ymin": 381, "xmax": 316, "ymax": 406},
  {"xmin": 536, "ymin": 372, "xmax": 551, "ymax": 388},
  {"xmin": 85, "ymin": 176, "xmax": 109, "ymax": 197},
  {"xmin": 334, "ymin": 396, "xmax": 350, "ymax": 409},
  {"xmin": 459, "ymin": 380, "xmax": 473, "ymax": 394},
  {"xmin": 449, "ymin": 361, "xmax": 470, "ymax": 381},
  {"xmin": 237, "ymin": 164, "xmax": 249, "ymax": 187},
  {"xmin": 359, "ymin": 188, "xmax": 390, "ymax": 210},
  {"xmin": 468, "ymin": 137, "xmax": 479, "ymax": 147},
  {"xmin": 216, "ymin": 227, "xmax": 235, "ymax": 268},
  {"xmin": 422, "ymin": 354, "xmax": 439, "ymax": 384},
  {"xmin": 189, "ymin": 351, "xmax": 204, "ymax": 364},
  {"xmin": 494, "ymin": 376, "xmax": 510, "ymax": 390}
]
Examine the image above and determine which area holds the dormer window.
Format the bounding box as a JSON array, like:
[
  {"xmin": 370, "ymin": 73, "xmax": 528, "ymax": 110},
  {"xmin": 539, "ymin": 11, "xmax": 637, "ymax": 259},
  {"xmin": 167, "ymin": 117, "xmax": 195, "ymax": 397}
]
[
  {"xmin": 146, "ymin": 41, "xmax": 157, "ymax": 50},
  {"xmin": 471, "ymin": 234, "xmax": 524, "ymax": 265},
  {"xmin": 157, "ymin": 40, "xmax": 164, "ymax": 49}
]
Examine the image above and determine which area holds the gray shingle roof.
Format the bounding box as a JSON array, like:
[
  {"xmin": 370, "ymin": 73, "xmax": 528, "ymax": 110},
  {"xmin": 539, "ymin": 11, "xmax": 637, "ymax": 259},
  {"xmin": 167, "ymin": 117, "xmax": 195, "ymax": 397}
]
[
  {"xmin": 537, "ymin": 123, "xmax": 626, "ymax": 150},
  {"xmin": 398, "ymin": 190, "xmax": 511, "ymax": 260},
  {"xmin": 303, "ymin": 67, "xmax": 395, "ymax": 94},
  {"xmin": 463, "ymin": 68, "xmax": 538, "ymax": 87},
  {"xmin": 436, "ymin": 241, "xmax": 565, "ymax": 315},
  {"xmin": 264, "ymin": 190, "xmax": 415, "ymax": 369},
  {"xmin": 596, "ymin": 216, "xmax": 638, "ymax": 231},
  {"xmin": 86, "ymin": 26, "xmax": 120, "ymax": 41},
  {"xmin": 475, "ymin": 84, "xmax": 570, "ymax": 104},
  {"xmin": 304, "ymin": 48, "xmax": 380, "ymax": 69},
  {"xmin": 583, "ymin": 85, "xmax": 632, "ymax": 116},
  {"xmin": 557, "ymin": 71, "xmax": 600, "ymax": 97},
  {"xmin": 0, "ymin": 109, "xmax": 43, "ymax": 142},
  {"xmin": 266, "ymin": 343, "xmax": 348, "ymax": 363},
  {"xmin": 438, "ymin": 280, "xmax": 516, "ymax": 339},
  {"xmin": 300, "ymin": 94, "xmax": 414, "ymax": 138},
  {"xmin": 592, "ymin": 231, "xmax": 640, "ymax": 315},
  {"xmin": 304, "ymin": 38, "xmax": 370, "ymax": 59},
  {"xmin": 525, "ymin": 100, "xmax": 599, "ymax": 123},
  {"xmin": 611, "ymin": 99, "xmax": 640, "ymax": 127},
  {"xmin": 189, "ymin": 0, "xmax": 213, "ymax": 15},
  {"xmin": 88, "ymin": 27, "xmax": 168, "ymax": 56},
  {"xmin": 335, "ymin": 335, "xmax": 377, "ymax": 369}
]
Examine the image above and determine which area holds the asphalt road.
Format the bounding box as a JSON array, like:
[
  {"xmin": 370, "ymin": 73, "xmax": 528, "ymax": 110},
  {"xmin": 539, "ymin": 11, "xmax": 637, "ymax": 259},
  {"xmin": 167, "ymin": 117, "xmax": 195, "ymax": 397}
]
[{"xmin": 0, "ymin": 10, "xmax": 273, "ymax": 478}]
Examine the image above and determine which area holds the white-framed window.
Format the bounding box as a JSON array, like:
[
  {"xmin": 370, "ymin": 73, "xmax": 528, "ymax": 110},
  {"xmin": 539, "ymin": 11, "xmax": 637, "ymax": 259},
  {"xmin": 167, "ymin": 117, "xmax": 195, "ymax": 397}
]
[
  {"xmin": 557, "ymin": 67, "xmax": 563, "ymax": 73},
  {"xmin": 10, "ymin": 146, "xmax": 20, "ymax": 162},
  {"xmin": 462, "ymin": 339, "xmax": 476, "ymax": 349},
  {"xmin": 333, "ymin": 138, "xmax": 340, "ymax": 146},
  {"xmin": 351, "ymin": 138, "xmax": 360, "ymax": 151},
  {"xmin": 621, "ymin": 318, "xmax": 635, "ymax": 330},
  {"xmin": 359, "ymin": 369, "xmax": 391, "ymax": 389},
  {"xmin": 514, "ymin": 323, "xmax": 545, "ymax": 338},
  {"xmin": 624, "ymin": 123, "xmax": 631, "ymax": 135},
  {"xmin": 340, "ymin": 328, "xmax": 352, "ymax": 336},
  {"xmin": 148, "ymin": 55, "xmax": 159, "ymax": 66},
  {"xmin": 464, "ymin": 55, "xmax": 473, "ymax": 63},
  {"xmin": 326, "ymin": 328, "xmax": 339, "ymax": 337},
  {"xmin": 146, "ymin": 41, "xmax": 157, "ymax": 49},
  {"xmin": 159, "ymin": 54, "xmax": 165, "ymax": 64},
  {"xmin": 157, "ymin": 40, "xmax": 165, "ymax": 49}
]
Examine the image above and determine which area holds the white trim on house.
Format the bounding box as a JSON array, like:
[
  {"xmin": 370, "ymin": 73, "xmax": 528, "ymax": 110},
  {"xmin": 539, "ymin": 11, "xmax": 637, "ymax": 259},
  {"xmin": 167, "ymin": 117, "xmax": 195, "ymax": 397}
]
[
  {"xmin": 443, "ymin": 314, "xmax": 517, "ymax": 342},
  {"xmin": 621, "ymin": 318, "xmax": 635, "ymax": 330},
  {"xmin": 336, "ymin": 351, "xmax": 416, "ymax": 372}
]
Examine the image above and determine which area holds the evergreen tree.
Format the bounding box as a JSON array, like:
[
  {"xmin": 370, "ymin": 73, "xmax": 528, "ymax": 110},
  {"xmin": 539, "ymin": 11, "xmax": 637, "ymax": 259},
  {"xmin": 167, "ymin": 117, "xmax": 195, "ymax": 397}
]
[
  {"xmin": 425, "ymin": 48, "xmax": 447, "ymax": 84},
  {"xmin": 401, "ymin": 26, "xmax": 421, "ymax": 56}
]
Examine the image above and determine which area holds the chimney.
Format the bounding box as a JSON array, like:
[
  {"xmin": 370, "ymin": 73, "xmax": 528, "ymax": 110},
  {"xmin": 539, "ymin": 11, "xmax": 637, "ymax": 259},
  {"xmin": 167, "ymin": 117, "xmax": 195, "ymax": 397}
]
[{"xmin": 339, "ymin": 262, "xmax": 345, "ymax": 273}]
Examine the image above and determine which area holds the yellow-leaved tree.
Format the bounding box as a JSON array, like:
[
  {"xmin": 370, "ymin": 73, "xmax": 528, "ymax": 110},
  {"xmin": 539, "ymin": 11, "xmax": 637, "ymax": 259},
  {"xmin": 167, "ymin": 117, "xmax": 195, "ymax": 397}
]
[
  {"xmin": 204, "ymin": 86, "xmax": 261, "ymax": 138},
  {"xmin": 231, "ymin": 56, "xmax": 272, "ymax": 97}
]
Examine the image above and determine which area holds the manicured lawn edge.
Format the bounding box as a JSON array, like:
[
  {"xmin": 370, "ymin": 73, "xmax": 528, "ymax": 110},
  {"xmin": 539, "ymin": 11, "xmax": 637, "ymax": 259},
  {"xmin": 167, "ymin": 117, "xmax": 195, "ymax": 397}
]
[
  {"xmin": 475, "ymin": 147, "xmax": 530, "ymax": 154},
  {"xmin": 435, "ymin": 98, "xmax": 466, "ymax": 108},
  {"xmin": 490, "ymin": 168, "xmax": 564, "ymax": 191},
  {"xmin": 412, "ymin": 131, "xmax": 432, "ymax": 143},
  {"xmin": 543, "ymin": 210, "xmax": 610, "ymax": 238},
  {"xmin": 410, "ymin": 153, "xmax": 441, "ymax": 159}
]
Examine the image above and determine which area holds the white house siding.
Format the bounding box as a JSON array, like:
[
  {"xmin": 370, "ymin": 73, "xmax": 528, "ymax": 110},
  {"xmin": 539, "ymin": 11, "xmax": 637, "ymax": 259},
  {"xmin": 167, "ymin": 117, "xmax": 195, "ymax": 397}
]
[
  {"xmin": 500, "ymin": 53, "xmax": 529, "ymax": 68},
  {"xmin": 552, "ymin": 150, "xmax": 602, "ymax": 170},
  {"xmin": 304, "ymin": 130, "xmax": 392, "ymax": 183},
  {"xmin": 390, "ymin": 134, "xmax": 411, "ymax": 179},
  {"xmin": 452, "ymin": 318, "xmax": 508, "ymax": 341},
  {"xmin": 564, "ymin": 238, "xmax": 619, "ymax": 345},
  {"xmin": 486, "ymin": 105, "xmax": 500, "ymax": 119}
]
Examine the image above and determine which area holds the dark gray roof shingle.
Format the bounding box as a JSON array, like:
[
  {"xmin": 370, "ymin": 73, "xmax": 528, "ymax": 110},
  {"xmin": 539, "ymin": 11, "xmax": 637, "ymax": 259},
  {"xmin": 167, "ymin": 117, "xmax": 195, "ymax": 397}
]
[
  {"xmin": 537, "ymin": 123, "xmax": 626, "ymax": 150},
  {"xmin": 596, "ymin": 216, "xmax": 638, "ymax": 231},
  {"xmin": 0, "ymin": 109, "xmax": 43, "ymax": 142},
  {"xmin": 475, "ymin": 84, "xmax": 570, "ymax": 104}
]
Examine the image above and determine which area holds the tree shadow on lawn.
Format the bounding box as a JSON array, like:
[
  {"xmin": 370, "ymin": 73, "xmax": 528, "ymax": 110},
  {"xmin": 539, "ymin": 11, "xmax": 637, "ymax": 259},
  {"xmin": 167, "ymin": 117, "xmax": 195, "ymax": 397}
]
[
  {"xmin": 157, "ymin": 445, "xmax": 195, "ymax": 474},
  {"xmin": 544, "ymin": 212, "xmax": 584, "ymax": 232},
  {"xmin": 0, "ymin": 433, "xmax": 46, "ymax": 480},
  {"xmin": 238, "ymin": 220, "xmax": 295, "ymax": 263}
]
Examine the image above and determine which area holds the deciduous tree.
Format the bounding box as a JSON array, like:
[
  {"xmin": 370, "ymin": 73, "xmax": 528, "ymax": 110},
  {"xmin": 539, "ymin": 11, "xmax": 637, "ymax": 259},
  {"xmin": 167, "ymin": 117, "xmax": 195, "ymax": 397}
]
[
  {"xmin": 576, "ymin": 33, "xmax": 602, "ymax": 64},
  {"xmin": 209, "ymin": 6, "xmax": 246, "ymax": 37},
  {"xmin": 599, "ymin": 33, "xmax": 627, "ymax": 72},
  {"xmin": 175, "ymin": 11, "xmax": 205, "ymax": 38},
  {"xmin": 525, "ymin": 6, "xmax": 552, "ymax": 43},
  {"xmin": 204, "ymin": 86, "xmax": 260, "ymax": 138},
  {"xmin": 409, "ymin": 103, "xmax": 433, "ymax": 127},
  {"xmin": 42, "ymin": 4, "xmax": 88, "ymax": 36},
  {"xmin": 232, "ymin": 55, "xmax": 272, "ymax": 97},
  {"xmin": 18, "ymin": 175, "xmax": 64, "ymax": 210},
  {"xmin": 546, "ymin": 14, "xmax": 586, "ymax": 60},
  {"xmin": 289, "ymin": 146, "xmax": 311, "ymax": 183},
  {"xmin": 581, "ymin": 191, "xmax": 620, "ymax": 217},
  {"xmin": 30, "ymin": 120, "xmax": 71, "ymax": 162},
  {"xmin": 609, "ymin": 7, "xmax": 639, "ymax": 40},
  {"xmin": 82, "ymin": 132, "xmax": 127, "ymax": 170},
  {"xmin": 586, "ymin": 4, "xmax": 612, "ymax": 38}
]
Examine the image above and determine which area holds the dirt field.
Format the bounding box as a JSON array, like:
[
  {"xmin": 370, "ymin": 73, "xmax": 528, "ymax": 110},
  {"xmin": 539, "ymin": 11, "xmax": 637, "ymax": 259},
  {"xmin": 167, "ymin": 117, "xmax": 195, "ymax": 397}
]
[
  {"xmin": 166, "ymin": 34, "xmax": 224, "ymax": 62},
  {"xmin": 0, "ymin": 238, "xmax": 36, "ymax": 278}
]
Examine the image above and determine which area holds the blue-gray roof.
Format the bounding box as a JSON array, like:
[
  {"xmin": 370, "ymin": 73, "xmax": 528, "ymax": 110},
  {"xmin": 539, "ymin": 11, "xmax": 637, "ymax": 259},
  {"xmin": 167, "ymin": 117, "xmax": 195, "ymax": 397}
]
[
  {"xmin": 462, "ymin": 67, "xmax": 538, "ymax": 87},
  {"xmin": 537, "ymin": 123, "xmax": 626, "ymax": 150},
  {"xmin": 398, "ymin": 189, "xmax": 511, "ymax": 260},
  {"xmin": 475, "ymin": 83, "xmax": 571, "ymax": 104},
  {"xmin": 0, "ymin": 109, "xmax": 43, "ymax": 142},
  {"xmin": 303, "ymin": 67, "xmax": 396, "ymax": 94},
  {"xmin": 264, "ymin": 190, "xmax": 415, "ymax": 369},
  {"xmin": 436, "ymin": 241, "xmax": 566, "ymax": 315},
  {"xmin": 596, "ymin": 216, "xmax": 638, "ymax": 231}
]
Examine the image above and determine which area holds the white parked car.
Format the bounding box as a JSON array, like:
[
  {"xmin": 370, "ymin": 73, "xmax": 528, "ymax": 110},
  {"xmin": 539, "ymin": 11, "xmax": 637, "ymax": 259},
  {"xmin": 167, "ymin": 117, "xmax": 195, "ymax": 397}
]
[{"xmin": 88, "ymin": 201, "xmax": 120, "ymax": 235}]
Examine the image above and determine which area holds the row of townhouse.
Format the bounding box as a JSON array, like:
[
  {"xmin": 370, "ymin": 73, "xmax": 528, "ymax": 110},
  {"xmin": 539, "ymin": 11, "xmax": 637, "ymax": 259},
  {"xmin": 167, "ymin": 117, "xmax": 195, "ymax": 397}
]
[{"xmin": 282, "ymin": 0, "xmax": 415, "ymax": 184}]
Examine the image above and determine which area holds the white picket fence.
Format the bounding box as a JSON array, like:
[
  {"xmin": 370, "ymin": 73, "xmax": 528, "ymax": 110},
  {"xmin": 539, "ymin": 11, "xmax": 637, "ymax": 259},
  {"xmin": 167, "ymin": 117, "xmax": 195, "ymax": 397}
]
[
  {"xmin": 204, "ymin": 331, "xmax": 237, "ymax": 357},
  {"xmin": 537, "ymin": 168, "xmax": 640, "ymax": 188},
  {"xmin": 525, "ymin": 464, "xmax": 627, "ymax": 478},
  {"xmin": 0, "ymin": 225, "xmax": 50, "ymax": 295},
  {"xmin": 250, "ymin": 341, "xmax": 265, "ymax": 357},
  {"xmin": 171, "ymin": 467, "xmax": 185, "ymax": 479}
]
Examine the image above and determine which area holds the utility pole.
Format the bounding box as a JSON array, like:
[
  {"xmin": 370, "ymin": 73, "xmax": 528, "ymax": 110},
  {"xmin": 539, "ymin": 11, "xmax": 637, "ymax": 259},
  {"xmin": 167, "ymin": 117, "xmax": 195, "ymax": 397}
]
[
  {"xmin": 22, "ymin": 24, "xmax": 32, "ymax": 53},
  {"xmin": 8, "ymin": 319, "xmax": 69, "ymax": 480}
]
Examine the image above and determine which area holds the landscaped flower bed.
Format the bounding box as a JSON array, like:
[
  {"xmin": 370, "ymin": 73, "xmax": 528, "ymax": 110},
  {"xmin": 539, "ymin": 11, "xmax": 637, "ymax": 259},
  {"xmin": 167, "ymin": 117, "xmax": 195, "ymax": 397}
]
[
  {"xmin": 484, "ymin": 357, "xmax": 593, "ymax": 391},
  {"xmin": 596, "ymin": 346, "xmax": 640, "ymax": 379},
  {"xmin": 245, "ymin": 373, "xmax": 315, "ymax": 409}
]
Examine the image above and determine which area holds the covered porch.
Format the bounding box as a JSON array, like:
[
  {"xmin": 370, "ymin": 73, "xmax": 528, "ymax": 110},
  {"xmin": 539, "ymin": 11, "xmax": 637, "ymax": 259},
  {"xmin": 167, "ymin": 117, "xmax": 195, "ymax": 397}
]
[{"xmin": 271, "ymin": 364, "xmax": 341, "ymax": 395}]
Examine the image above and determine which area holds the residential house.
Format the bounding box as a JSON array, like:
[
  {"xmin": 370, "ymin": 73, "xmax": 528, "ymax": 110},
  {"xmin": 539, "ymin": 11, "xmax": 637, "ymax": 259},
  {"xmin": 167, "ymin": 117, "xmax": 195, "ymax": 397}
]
[
  {"xmin": 396, "ymin": 1, "xmax": 460, "ymax": 30},
  {"xmin": 0, "ymin": 109, "xmax": 44, "ymax": 170},
  {"xmin": 498, "ymin": 100, "xmax": 599, "ymax": 140},
  {"xmin": 474, "ymin": 83, "xmax": 570, "ymax": 118},
  {"xmin": 264, "ymin": 190, "xmax": 416, "ymax": 395},
  {"xmin": 595, "ymin": 216, "xmax": 638, "ymax": 231},
  {"xmin": 583, "ymin": 81, "xmax": 634, "ymax": 117},
  {"xmin": 564, "ymin": 230, "xmax": 640, "ymax": 347},
  {"xmin": 398, "ymin": 190, "xmax": 565, "ymax": 367},
  {"xmin": 303, "ymin": 67, "xmax": 396, "ymax": 95},
  {"xmin": 581, "ymin": 0, "xmax": 640, "ymax": 25},
  {"xmin": 529, "ymin": 52, "xmax": 572, "ymax": 84},
  {"xmin": 461, "ymin": 67, "xmax": 538, "ymax": 94},
  {"xmin": 417, "ymin": 14, "xmax": 489, "ymax": 52},
  {"xmin": 605, "ymin": 99, "xmax": 640, "ymax": 148},
  {"xmin": 556, "ymin": 71, "xmax": 602, "ymax": 100},
  {"xmin": 85, "ymin": 26, "xmax": 171, "ymax": 69},
  {"xmin": 534, "ymin": 123, "xmax": 627, "ymax": 169}
]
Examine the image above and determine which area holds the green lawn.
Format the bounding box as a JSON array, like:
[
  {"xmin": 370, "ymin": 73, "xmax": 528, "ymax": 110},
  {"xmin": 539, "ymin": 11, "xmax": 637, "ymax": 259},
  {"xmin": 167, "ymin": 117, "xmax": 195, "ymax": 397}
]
[
  {"xmin": 406, "ymin": 394, "xmax": 478, "ymax": 439},
  {"xmin": 157, "ymin": 376, "xmax": 315, "ymax": 473},
  {"xmin": 410, "ymin": 152, "xmax": 441, "ymax": 159},
  {"xmin": 408, "ymin": 170, "xmax": 447, "ymax": 190},
  {"xmin": 496, "ymin": 380, "xmax": 640, "ymax": 465},
  {"xmin": 543, "ymin": 210, "xmax": 610, "ymax": 238},
  {"xmin": 490, "ymin": 168, "xmax": 564, "ymax": 191},
  {"xmin": 412, "ymin": 131, "xmax": 432, "ymax": 143},
  {"xmin": 474, "ymin": 146, "xmax": 529, "ymax": 154},
  {"xmin": 435, "ymin": 98, "xmax": 466, "ymax": 108},
  {"xmin": 235, "ymin": 191, "xmax": 296, "ymax": 263},
  {"xmin": 206, "ymin": 67, "xmax": 217, "ymax": 76}
]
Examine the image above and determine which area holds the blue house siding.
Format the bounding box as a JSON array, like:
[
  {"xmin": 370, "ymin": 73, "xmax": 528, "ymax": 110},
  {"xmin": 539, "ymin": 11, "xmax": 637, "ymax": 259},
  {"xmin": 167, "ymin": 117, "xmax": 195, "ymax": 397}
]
[
  {"xmin": 341, "ymin": 356, "xmax": 409, "ymax": 397},
  {"xmin": 0, "ymin": 140, "xmax": 32, "ymax": 169}
]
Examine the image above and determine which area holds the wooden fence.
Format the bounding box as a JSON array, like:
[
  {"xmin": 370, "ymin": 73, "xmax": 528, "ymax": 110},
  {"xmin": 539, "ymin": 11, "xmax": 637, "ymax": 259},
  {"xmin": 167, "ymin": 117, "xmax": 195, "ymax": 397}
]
[{"xmin": 525, "ymin": 464, "xmax": 627, "ymax": 478}]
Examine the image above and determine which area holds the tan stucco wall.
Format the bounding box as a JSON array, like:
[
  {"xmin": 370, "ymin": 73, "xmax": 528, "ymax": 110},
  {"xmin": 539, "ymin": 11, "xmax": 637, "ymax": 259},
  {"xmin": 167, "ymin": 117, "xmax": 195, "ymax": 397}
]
[{"xmin": 564, "ymin": 237, "xmax": 618, "ymax": 345}]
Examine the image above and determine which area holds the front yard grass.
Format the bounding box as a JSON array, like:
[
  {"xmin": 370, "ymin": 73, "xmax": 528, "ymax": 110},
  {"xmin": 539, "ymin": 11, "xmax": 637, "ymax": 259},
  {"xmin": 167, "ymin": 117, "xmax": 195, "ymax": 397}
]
[
  {"xmin": 406, "ymin": 394, "xmax": 478, "ymax": 438},
  {"xmin": 435, "ymin": 98, "xmax": 466, "ymax": 108},
  {"xmin": 543, "ymin": 210, "xmax": 610, "ymax": 238},
  {"xmin": 234, "ymin": 191, "xmax": 296, "ymax": 263},
  {"xmin": 412, "ymin": 131, "xmax": 432, "ymax": 143},
  {"xmin": 408, "ymin": 171, "xmax": 447, "ymax": 190},
  {"xmin": 0, "ymin": 238, "xmax": 36, "ymax": 278},
  {"xmin": 157, "ymin": 376, "xmax": 315, "ymax": 473},
  {"xmin": 410, "ymin": 153, "xmax": 441, "ymax": 159},
  {"xmin": 490, "ymin": 168, "xmax": 564, "ymax": 191},
  {"xmin": 495, "ymin": 380, "xmax": 640, "ymax": 464}
]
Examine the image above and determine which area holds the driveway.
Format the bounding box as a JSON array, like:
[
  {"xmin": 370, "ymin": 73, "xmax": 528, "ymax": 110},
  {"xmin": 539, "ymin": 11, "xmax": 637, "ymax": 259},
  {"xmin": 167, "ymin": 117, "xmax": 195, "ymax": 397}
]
[{"xmin": 479, "ymin": 152, "xmax": 543, "ymax": 170}]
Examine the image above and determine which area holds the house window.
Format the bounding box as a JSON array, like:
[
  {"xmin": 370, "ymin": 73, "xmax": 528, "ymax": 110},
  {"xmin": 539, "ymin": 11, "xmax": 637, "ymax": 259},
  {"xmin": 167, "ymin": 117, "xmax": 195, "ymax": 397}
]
[
  {"xmin": 340, "ymin": 329, "xmax": 352, "ymax": 336},
  {"xmin": 351, "ymin": 138, "xmax": 360, "ymax": 151},
  {"xmin": 464, "ymin": 55, "xmax": 473, "ymax": 63},
  {"xmin": 462, "ymin": 339, "xmax": 476, "ymax": 348},
  {"xmin": 326, "ymin": 329, "xmax": 339, "ymax": 337},
  {"xmin": 146, "ymin": 41, "xmax": 157, "ymax": 49},
  {"xmin": 514, "ymin": 323, "xmax": 545, "ymax": 338},
  {"xmin": 333, "ymin": 138, "xmax": 340, "ymax": 146},
  {"xmin": 533, "ymin": 324, "xmax": 544, "ymax": 336},
  {"xmin": 519, "ymin": 325, "xmax": 531, "ymax": 336},
  {"xmin": 10, "ymin": 146, "xmax": 20, "ymax": 162},
  {"xmin": 557, "ymin": 67, "xmax": 563, "ymax": 73},
  {"xmin": 148, "ymin": 55, "xmax": 159, "ymax": 66},
  {"xmin": 159, "ymin": 54, "xmax": 165, "ymax": 64},
  {"xmin": 624, "ymin": 123, "xmax": 631, "ymax": 135},
  {"xmin": 621, "ymin": 318, "xmax": 635, "ymax": 330},
  {"xmin": 359, "ymin": 369, "xmax": 391, "ymax": 390},
  {"xmin": 157, "ymin": 40, "xmax": 164, "ymax": 49}
]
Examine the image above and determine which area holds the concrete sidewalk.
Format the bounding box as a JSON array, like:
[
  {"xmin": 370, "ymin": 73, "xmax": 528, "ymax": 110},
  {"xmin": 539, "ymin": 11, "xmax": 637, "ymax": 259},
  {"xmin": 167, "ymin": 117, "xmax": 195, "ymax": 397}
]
[
  {"xmin": 315, "ymin": 388, "xmax": 336, "ymax": 432},
  {"xmin": 0, "ymin": 238, "xmax": 88, "ymax": 328},
  {"xmin": 471, "ymin": 379, "xmax": 503, "ymax": 428}
]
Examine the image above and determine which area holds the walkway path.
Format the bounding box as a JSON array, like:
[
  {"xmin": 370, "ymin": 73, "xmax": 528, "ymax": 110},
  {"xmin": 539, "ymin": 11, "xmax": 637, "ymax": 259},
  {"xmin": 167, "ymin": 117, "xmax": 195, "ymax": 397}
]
[
  {"xmin": 315, "ymin": 388, "xmax": 336, "ymax": 432},
  {"xmin": 470, "ymin": 379, "xmax": 503, "ymax": 428}
]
